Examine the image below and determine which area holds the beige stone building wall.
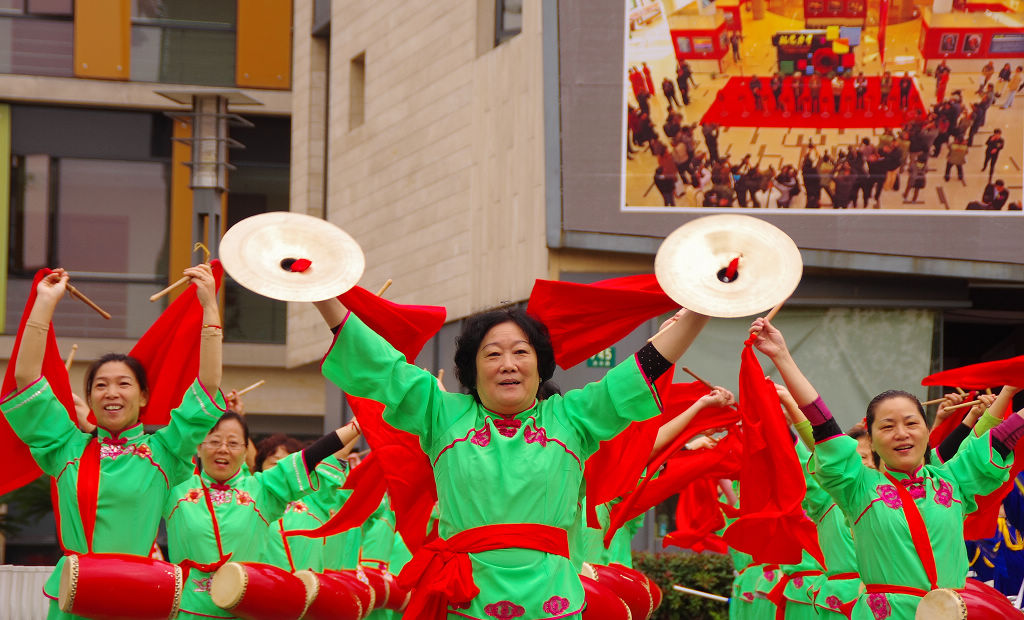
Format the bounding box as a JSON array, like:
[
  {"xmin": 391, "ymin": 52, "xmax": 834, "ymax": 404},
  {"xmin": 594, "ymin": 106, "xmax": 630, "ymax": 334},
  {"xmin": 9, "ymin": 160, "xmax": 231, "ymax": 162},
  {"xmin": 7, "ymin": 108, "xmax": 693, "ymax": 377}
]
[{"xmin": 284, "ymin": 0, "xmax": 552, "ymax": 368}]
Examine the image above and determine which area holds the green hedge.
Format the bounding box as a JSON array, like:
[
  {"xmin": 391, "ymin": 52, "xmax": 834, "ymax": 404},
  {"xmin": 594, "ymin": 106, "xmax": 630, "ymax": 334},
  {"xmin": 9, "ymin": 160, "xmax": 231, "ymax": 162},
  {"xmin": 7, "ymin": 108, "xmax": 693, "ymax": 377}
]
[{"xmin": 632, "ymin": 551, "xmax": 734, "ymax": 620}]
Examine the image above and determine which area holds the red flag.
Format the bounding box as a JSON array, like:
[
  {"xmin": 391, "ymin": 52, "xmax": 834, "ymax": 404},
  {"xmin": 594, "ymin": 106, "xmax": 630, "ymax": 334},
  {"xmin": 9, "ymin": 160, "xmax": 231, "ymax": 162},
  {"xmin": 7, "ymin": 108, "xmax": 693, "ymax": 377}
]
[
  {"xmin": 722, "ymin": 339, "xmax": 824, "ymax": 566},
  {"xmin": 525, "ymin": 275, "xmax": 677, "ymax": 369},
  {"xmin": 922, "ymin": 355, "xmax": 1024, "ymax": 391},
  {"xmin": 338, "ymin": 286, "xmax": 446, "ymax": 363},
  {"xmin": 878, "ymin": 0, "xmax": 890, "ymax": 65},
  {"xmin": 0, "ymin": 269, "xmax": 78, "ymax": 495},
  {"xmin": 310, "ymin": 290, "xmax": 446, "ymax": 553},
  {"xmin": 129, "ymin": 260, "xmax": 224, "ymax": 425},
  {"xmin": 583, "ymin": 372, "xmax": 711, "ymax": 528},
  {"xmin": 288, "ymin": 450, "xmax": 390, "ymax": 539},
  {"xmin": 664, "ymin": 479, "xmax": 729, "ymax": 554},
  {"xmin": 605, "ymin": 424, "xmax": 742, "ymax": 547}
]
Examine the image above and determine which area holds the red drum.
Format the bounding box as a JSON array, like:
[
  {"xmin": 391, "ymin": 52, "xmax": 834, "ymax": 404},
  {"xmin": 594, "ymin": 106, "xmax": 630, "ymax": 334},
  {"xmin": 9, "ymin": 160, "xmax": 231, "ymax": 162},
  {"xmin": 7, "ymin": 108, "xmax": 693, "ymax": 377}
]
[
  {"xmin": 294, "ymin": 570, "xmax": 365, "ymax": 620},
  {"xmin": 209, "ymin": 562, "xmax": 309, "ymax": 620},
  {"xmin": 916, "ymin": 580, "xmax": 1024, "ymax": 620},
  {"xmin": 581, "ymin": 574, "xmax": 631, "ymax": 620},
  {"xmin": 59, "ymin": 553, "xmax": 183, "ymax": 620},
  {"xmin": 608, "ymin": 562, "xmax": 663, "ymax": 612},
  {"xmin": 358, "ymin": 567, "xmax": 412, "ymax": 611},
  {"xmin": 593, "ymin": 563, "xmax": 656, "ymax": 620},
  {"xmin": 323, "ymin": 569, "xmax": 376, "ymax": 614}
]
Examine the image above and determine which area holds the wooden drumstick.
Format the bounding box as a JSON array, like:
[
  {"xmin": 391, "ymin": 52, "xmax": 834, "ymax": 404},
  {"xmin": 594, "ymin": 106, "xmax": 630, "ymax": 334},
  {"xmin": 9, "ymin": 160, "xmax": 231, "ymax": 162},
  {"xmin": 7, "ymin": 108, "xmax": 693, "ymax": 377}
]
[
  {"xmin": 682, "ymin": 366, "xmax": 714, "ymax": 390},
  {"xmin": 149, "ymin": 275, "xmax": 189, "ymax": 302},
  {"xmin": 65, "ymin": 344, "xmax": 78, "ymax": 371},
  {"xmin": 150, "ymin": 243, "xmax": 211, "ymax": 302},
  {"xmin": 66, "ymin": 284, "xmax": 112, "ymax": 320},
  {"xmin": 946, "ymin": 398, "xmax": 983, "ymax": 411},
  {"xmin": 921, "ymin": 397, "xmax": 947, "ymax": 406},
  {"xmin": 375, "ymin": 279, "xmax": 393, "ymax": 297},
  {"xmin": 235, "ymin": 379, "xmax": 265, "ymax": 397},
  {"xmin": 749, "ymin": 299, "xmax": 787, "ymax": 336},
  {"xmin": 955, "ymin": 387, "xmax": 967, "ymax": 396}
]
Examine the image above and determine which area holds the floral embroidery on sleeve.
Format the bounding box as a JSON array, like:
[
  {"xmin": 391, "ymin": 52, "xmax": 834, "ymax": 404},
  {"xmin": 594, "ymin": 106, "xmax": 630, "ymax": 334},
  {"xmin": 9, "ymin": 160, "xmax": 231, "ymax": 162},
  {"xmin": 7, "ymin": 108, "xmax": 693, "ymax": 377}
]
[
  {"xmin": 483, "ymin": 600, "xmax": 525, "ymax": 619},
  {"xmin": 876, "ymin": 485, "xmax": 902, "ymax": 509},
  {"xmin": 934, "ymin": 480, "xmax": 954, "ymax": 508},
  {"xmin": 543, "ymin": 596, "xmax": 569, "ymax": 614}
]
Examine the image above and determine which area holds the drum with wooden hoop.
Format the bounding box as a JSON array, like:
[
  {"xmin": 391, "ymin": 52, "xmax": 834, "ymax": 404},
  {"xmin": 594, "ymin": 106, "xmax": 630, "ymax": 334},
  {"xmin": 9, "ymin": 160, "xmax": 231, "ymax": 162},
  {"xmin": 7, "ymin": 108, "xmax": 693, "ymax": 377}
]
[
  {"xmin": 58, "ymin": 553, "xmax": 183, "ymax": 620},
  {"xmin": 322, "ymin": 569, "xmax": 377, "ymax": 614},
  {"xmin": 209, "ymin": 562, "xmax": 309, "ymax": 620},
  {"xmin": 581, "ymin": 574, "xmax": 631, "ymax": 620},
  {"xmin": 294, "ymin": 570, "xmax": 366, "ymax": 620},
  {"xmin": 915, "ymin": 579, "xmax": 1024, "ymax": 620},
  {"xmin": 607, "ymin": 563, "xmax": 663, "ymax": 611},
  {"xmin": 358, "ymin": 567, "xmax": 412, "ymax": 611},
  {"xmin": 592, "ymin": 563, "xmax": 656, "ymax": 620}
]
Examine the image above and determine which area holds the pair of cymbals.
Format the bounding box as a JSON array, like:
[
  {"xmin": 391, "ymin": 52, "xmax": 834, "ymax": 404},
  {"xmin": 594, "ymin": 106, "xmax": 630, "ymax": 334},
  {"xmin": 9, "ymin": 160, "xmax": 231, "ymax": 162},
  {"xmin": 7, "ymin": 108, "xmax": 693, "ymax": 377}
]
[
  {"xmin": 221, "ymin": 211, "xmax": 801, "ymax": 318},
  {"xmin": 654, "ymin": 214, "xmax": 802, "ymax": 318}
]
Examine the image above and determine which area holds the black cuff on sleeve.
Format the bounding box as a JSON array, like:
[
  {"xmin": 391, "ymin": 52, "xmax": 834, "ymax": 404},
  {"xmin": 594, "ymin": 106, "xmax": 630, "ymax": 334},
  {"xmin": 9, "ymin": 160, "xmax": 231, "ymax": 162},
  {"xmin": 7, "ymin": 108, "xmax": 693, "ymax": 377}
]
[
  {"xmin": 936, "ymin": 423, "xmax": 971, "ymax": 463},
  {"xmin": 993, "ymin": 437, "xmax": 1013, "ymax": 459},
  {"xmin": 330, "ymin": 324, "xmax": 340, "ymax": 335},
  {"xmin": 302, "ymin": 430, "xmax": 345, "ymax": 473},
  {"xmin": 636, "ymin": 343, "xmax": 673, "ymax": 382},
  {"xmin": 811, "ymin": 418, "xmax": 843, "ymax": 443}
]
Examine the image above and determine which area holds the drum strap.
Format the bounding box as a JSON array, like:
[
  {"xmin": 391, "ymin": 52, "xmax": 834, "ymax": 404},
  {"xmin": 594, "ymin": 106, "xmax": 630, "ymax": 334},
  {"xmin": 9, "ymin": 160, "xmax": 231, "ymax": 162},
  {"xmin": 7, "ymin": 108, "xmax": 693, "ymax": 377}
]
[
  {"xmin": 882, "ymin": 470, "xmax": 939, "ymax": 591},
  {"xmin": 179, "ymin": 479, "xmax": 232, "ymax": 578},
  {"xmin": 76, "ymin": 439, "xmax": 101, "ymax": 553}
]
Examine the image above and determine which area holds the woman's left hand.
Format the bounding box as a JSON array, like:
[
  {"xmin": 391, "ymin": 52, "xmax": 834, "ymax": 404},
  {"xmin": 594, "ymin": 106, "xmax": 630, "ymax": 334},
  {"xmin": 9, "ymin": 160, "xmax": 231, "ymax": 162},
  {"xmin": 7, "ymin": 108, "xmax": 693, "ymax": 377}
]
[
  {"xmin": 700, "ymin": 386, "xmax": 735, "ymax": 409},
  {"xmin": 686, "ymin": 435, "xmax": 719, "ymax": 451}
]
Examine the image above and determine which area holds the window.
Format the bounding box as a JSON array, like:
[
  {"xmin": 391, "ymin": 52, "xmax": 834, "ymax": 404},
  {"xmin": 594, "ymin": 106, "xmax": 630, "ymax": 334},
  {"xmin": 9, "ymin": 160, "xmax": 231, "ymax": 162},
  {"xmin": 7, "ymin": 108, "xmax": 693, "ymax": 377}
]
[
  {"xmin": 130, "ymin": 0, "xmax": 237, "ymax": 86},
  {"xmin": 349, "ymin": 52, "xmax": 365, "ymax": 130},
  {"xmin": 495, "ymin": 0, "xmax": 522, "ymax": 46}
]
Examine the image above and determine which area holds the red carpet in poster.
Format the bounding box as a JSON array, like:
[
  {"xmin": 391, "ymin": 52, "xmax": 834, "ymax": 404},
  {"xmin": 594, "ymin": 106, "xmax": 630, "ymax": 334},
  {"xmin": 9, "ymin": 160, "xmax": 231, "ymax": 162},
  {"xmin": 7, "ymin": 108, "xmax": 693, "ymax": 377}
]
[{"xmin": 700, "ymin": 75, "xmax": 927, "ymax": 129}]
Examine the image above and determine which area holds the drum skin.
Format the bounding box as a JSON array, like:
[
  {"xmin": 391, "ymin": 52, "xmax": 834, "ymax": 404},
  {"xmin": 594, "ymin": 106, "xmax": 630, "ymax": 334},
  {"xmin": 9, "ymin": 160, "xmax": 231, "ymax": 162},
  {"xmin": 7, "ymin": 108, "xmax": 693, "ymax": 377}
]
[
  {"xmin": 210, "ymin": 562, "xmax": 308, "ymax": 620},
  {"xmin": 593, "ymin": 563, "xmax": 655, "ymax": 620},
  {"xmin": 295, "ymin": 570, "xmax": 365, "ymax": 620},
  {"xmin": 59, "ymin": 553, "xmax": 183, "ymax": 620},
  {"xmin": 916, "ymin": 580, "xmax": 1024, "ymax": 620},
  {"xmin": 581, "ymin": 574, "xmax": 632, "ymax": 620}
]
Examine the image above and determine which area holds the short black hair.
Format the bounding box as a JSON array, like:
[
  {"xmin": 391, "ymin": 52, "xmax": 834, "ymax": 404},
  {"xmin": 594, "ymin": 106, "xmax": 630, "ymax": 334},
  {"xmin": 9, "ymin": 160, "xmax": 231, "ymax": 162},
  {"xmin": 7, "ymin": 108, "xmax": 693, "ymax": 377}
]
[
  {"xmin": 453, "ymin": 308, "xmax": 556, "ymax": 402},
  {"xmin": 864, "ymin": 390, "xmax": 929, "ymax": 467},
  {"xmin": 253, "ymin": 432, "xmax": 301, "ymax": 471},
  {"xmin": 85, "ymin": 353, "xmax": 149, "ymax": 404}
]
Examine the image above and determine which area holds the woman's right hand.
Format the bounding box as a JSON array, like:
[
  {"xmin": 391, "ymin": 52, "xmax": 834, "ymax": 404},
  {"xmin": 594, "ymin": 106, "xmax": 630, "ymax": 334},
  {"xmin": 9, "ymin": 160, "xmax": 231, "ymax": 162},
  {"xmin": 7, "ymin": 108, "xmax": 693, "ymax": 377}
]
[
  {"xmin": 185, "ymin": 264, "xmax": 217, "ymax": 309},
  {"xmin": 749, "ymin": 317, "xmax": 788, "ymax": 359},
  {"xmin": 36, "ymin": 269, "xmax": 69, "ymax": 306}
]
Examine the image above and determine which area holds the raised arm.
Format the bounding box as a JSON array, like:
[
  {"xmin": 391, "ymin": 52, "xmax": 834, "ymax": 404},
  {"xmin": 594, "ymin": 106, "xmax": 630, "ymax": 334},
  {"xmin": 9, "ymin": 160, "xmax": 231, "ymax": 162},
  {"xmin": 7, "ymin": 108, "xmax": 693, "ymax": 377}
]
[
  {"xmin": 649, "ymin": 386, "xmax": 734, "ymax": 459},
  {"xmin": 314, "ymin": 297, "xmax": 346, "ymax": 330},
  {"xmin": 14, "ymin": 269, "xmax": 68, "ymax": 390},
  {"xmin": 650, "ymin": 308, "xmax": 710, "ymax": 364},
  {"xmin": 749, "ymin": 317, "xmax": 818, "ymax": 407},
  {"xmin": 974, "ymin": 385, "xmax": 1021, "ymax": 437},
  {"xmin": 191, "ymin": 264, "xmax": 222, "ymax": 394}
]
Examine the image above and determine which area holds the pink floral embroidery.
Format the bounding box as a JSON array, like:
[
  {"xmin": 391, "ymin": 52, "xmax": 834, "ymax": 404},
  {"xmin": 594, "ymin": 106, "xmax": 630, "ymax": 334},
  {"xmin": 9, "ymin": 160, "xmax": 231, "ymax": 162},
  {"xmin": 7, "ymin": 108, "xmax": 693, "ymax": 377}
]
[
  {"xmin": 934, "ymin": 480, "xmax": 953, "ymax": 508},
  {"xmin": 192, "ymin": 576, "xmax": 212, "ymax": 593},
  {"xmin": 868, "ymin": 593, "xmax": 891, "ymax": 619},
  {"xmin": 876, "ymin": 485, "xmax": 902, "ymax": 509},
  {"xmin": 100, "ymin": 443, "xmax": 130, "ymax": 460},
  {"xmin": 792, "ymin": 576, "xmax": 804, "ymax": 588},
  {"xmin": 826, "ymin": 595, "xmax": 841, "ymax": 610},
  {"xmin": 471, "ymin": 425, "xmax": 491, "ymax": 447},
  {"xmin": 235, "ymin": 490, "xmax": 254, "ymax": 506},
  {"xmin": 286, "ymin": 500, "xmax": 307, "ymax": 513},
  {"xmin": 763, "ymin": 569, "xmax": 776, "ymax": 581},
  {"xmin": 484, "ymin": 601, "xmax": 525, "ymax": 620},
  {"xmin": 742, "ymin": 592, "xmax": 754, "ymax": 602},
  {"xmin": 135, "ymin": 443, "xmax": 153, "ymax": 458},
  {"xmin": 209, "ymin": 489, "xmax": 232, "ymax": 505},
  {"xmin": 542, "ymin": 596, "xmax": 569, "ymax": 614},
  {"xmin": 524, "ymin": 426, "xmax": 548, "ymax": 447},
  {"xmin": 904, "ymin": 478, "xmax": 926, "ymax": 500},
  {"xmin": 493, "ymin": 418, "xmax": 522, "ymax": 438},
  {"xmin": 183, "ymin": 488, "xmax": 203, "ymax": 503}
]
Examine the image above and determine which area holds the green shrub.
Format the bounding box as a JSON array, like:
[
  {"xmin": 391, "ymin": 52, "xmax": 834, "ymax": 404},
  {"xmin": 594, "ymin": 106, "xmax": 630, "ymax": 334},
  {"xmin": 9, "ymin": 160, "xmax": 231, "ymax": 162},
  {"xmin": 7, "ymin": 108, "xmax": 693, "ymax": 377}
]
[{"xmin": 632, "ymin": 551, "xmax": 734, "ymax": 620}]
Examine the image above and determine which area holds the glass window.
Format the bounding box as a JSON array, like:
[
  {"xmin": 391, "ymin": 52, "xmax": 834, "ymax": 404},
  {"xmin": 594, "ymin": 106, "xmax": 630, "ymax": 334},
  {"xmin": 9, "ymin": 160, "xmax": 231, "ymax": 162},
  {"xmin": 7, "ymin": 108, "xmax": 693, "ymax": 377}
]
[
  {"xmin": 130, "ymin": 0, "xmax": 236, "ymax": 86},
  {"xmin": 0, "ymin": 16, "xmax": 73, "ymax": 77},
  {"xmin": 496, "ymin": 0, "xmax": 522, "ymax": 46}
]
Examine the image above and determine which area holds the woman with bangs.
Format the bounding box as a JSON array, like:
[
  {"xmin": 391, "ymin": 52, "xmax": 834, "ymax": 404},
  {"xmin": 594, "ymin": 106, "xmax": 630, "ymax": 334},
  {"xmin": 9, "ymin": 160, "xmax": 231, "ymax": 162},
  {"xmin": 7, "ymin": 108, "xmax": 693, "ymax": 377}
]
[
  {"xmin": 313, "ymin": 296, "xmax": 710, "ymax": 620},
  {"xmin": 3, "ymin": 265, "xmax": 223, "ymax": 619},
  {"xmin": 749, "ymin": 315, "xmax": 1022, "ymax": 620}
]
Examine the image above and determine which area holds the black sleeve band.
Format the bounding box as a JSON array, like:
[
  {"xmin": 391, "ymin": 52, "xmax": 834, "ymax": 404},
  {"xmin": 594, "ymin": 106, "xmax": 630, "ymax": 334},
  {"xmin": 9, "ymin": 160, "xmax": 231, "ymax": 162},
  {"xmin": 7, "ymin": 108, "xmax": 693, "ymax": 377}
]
[
  {"xmin": 302, "ymin": 430, "xmax": 345, "ymax": 473},
  {"xmin": 636, "ymin": 342, "xmax": 673, "ymax": 382},
  {"xmin": 331, "ymin": 324, "xmax": 340, "ymax": 335},
  {"xmin": 993, "ymin": 437, "xmax": 1013, "ymax": 459},
  {"xmin": 811, "ymin": 418, "xmax": 843, "ymax": 443},
  {"xmin": 936, "ymin": 424, "xmax": 971, "ymax": 463}
]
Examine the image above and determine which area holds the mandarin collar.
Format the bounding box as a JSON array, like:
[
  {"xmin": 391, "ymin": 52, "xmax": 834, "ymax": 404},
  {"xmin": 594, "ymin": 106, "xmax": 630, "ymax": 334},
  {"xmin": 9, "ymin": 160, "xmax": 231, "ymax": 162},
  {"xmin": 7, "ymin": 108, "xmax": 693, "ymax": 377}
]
[
  {"xmin": 97, "ymin": 422, "xmax": 144, "ymax": 442},
  {"xmin": 200, "ymin": 467, "xmax": 245, "ymax": 488}
]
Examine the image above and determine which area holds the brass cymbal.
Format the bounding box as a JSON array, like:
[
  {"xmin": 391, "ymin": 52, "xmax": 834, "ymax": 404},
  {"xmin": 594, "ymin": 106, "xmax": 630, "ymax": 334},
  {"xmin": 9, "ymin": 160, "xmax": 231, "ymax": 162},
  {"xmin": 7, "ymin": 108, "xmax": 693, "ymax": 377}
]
[
  {"xmin": 654, "ymin": 215, "xmax": 802, "ymax": 318},
  {"xmin": 219, "ymin": 212, "xmax": 365, "ymax": 302}
]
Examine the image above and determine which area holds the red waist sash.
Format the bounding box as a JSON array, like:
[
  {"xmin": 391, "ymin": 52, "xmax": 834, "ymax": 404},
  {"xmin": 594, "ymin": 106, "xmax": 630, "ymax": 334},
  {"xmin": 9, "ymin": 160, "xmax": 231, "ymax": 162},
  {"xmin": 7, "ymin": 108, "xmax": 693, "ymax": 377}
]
[
  {"xmin": 767, "ymin": 569, "xmax": 824, "ymax": 619},
  {"xmin": 397, "ymin": 523, "xmax": 570, "ymax": 619},
  {"xmin": 864, "ymin": 584, "xmax": 930, "ymax": 597}
]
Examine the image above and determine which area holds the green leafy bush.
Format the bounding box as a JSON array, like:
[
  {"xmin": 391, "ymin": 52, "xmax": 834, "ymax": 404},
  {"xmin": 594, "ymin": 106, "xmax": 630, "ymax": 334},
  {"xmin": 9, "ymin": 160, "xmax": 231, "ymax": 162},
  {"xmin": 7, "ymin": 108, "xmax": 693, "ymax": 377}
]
[{"xmin": 632, "ymin": 551, "xmax": 734, "ymax": 620}]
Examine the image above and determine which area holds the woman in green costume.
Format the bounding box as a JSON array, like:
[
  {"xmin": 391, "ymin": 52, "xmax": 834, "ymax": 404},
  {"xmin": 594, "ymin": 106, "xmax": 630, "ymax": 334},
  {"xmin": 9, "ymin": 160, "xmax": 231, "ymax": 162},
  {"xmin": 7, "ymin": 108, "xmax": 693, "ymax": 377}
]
[
  {"xmin": 165, "ymin": 411, "xmax": 361, "ymax": 618},
  {"xmin": 751, "ymin": 316, "xmax": 1020, "ymax": 620},
  {"xmin": 3, "ymin": 265, "xmax": 223, "ymax": 620},
  {"xmin": 313, "ymin": 297, "xmax": 710, "ymax": 619}
]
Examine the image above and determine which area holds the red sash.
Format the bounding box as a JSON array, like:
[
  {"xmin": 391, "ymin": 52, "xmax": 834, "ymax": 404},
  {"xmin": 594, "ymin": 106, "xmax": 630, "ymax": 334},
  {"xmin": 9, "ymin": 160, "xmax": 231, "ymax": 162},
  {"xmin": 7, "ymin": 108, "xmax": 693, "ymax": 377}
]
[
  {"xmin": 882, "ymin": 470, "xmax": 939, "ymax": 591},
  {"xmin": 397, "ymin": 523, "xmax": 570, "ymax": 619},
  {"xmin": 766, "ymin": 570, "xmax": 823, "ymax": 620}
]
